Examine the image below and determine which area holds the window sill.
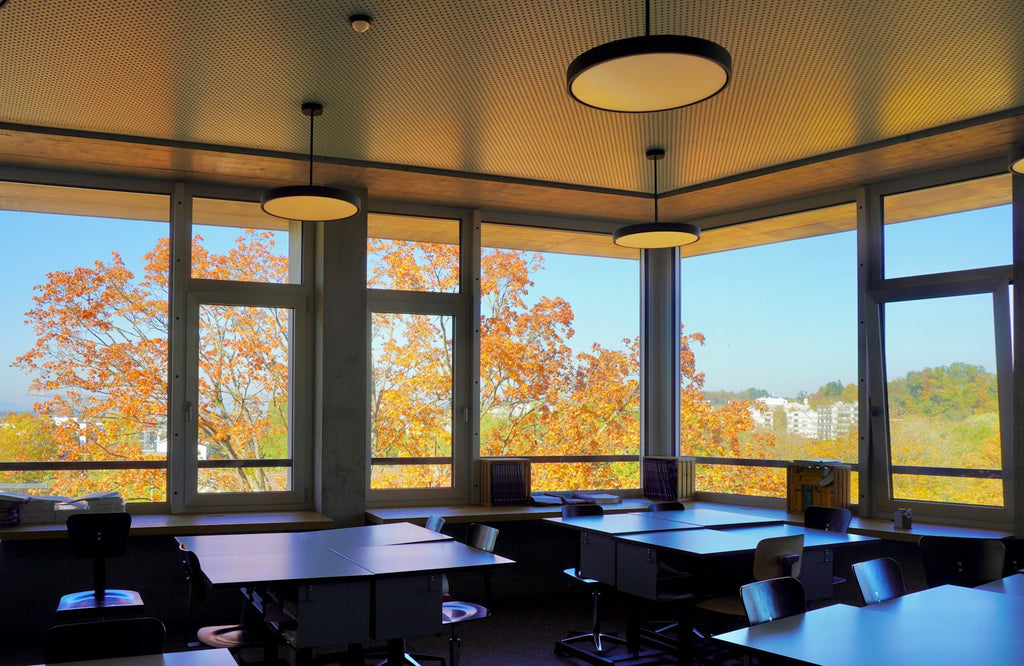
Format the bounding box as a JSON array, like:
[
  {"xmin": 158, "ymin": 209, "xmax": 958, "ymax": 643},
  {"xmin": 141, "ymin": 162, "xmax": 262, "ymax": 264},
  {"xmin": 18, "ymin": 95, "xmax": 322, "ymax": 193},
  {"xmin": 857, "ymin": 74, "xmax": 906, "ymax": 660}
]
[{"xmin": 0, "ymin": 510, "xmax": 333, "ymax": 540}]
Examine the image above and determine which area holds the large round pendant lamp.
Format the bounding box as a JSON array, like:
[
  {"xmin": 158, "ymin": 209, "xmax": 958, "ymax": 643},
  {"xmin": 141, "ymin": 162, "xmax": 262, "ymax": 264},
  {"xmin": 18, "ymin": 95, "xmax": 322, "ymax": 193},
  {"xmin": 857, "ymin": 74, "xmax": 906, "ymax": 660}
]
[
  {"xmin": 567, "ymin": 1, "xmax": 731, "ymax": 113},
  {"xmin": 613, "ymin": 148, "xmax": 701, "ymax": 249},
  {"xmin": 261, "ymin": 102, "xmax": 361, "ymax": 221},
  {"xmin": 1011, "ymin": 145, "xmax": 1024, "ymax": 175}
]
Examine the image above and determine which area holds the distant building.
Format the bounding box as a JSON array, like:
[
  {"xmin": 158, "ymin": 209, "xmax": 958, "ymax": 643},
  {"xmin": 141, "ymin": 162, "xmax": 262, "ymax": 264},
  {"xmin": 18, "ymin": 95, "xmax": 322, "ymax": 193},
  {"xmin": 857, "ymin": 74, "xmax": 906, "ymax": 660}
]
[{"xmin": 750, "ymin": 397, "xmax": 858, "ymax": 440}]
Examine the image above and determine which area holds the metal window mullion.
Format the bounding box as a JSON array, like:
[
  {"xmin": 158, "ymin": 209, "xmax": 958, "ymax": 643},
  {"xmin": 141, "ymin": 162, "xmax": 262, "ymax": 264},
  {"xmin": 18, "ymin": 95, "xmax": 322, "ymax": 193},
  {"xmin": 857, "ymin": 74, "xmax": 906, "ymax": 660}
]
[{"xmin": 168, "ymin": 182, "xmax": 192, "ymax": 512}]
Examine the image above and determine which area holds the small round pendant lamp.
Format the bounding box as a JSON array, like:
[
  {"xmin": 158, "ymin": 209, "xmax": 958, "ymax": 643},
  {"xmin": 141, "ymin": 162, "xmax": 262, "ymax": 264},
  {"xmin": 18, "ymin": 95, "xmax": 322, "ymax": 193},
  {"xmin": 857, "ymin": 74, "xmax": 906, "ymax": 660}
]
[
  {"xmin": 261, "ymin": 102, "xmax": 361, "ymax": 221},
  {"xmin": 567, "ymin": 1, "xmax": 731, "ymax": 113},
  {"xmin": 613, "ymin": 148, "xmax": 701, "ymax": 249}
]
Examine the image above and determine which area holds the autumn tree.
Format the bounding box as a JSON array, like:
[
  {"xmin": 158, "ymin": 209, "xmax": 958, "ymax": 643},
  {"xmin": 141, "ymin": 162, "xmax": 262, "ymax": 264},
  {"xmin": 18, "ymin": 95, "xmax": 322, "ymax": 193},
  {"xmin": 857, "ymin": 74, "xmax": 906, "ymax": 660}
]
[{"xmin": 11, "ymin": 230, "xmax": 290, "ymax": 500}]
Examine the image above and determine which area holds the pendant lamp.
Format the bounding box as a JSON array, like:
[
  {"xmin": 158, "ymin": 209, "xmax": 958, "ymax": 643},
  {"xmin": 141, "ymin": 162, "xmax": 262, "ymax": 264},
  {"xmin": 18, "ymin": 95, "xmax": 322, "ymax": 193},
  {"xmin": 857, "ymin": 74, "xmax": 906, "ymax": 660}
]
[
  {"xmin": 567, "ymin": 0, "xmax": 731, "ymax": 113},
  {"xmin": 613, "ymin": 148, "xmax": 700, "ymax": 249},
  {"xmin": 261, "ymin": 102, "xmax": 361, "ymax": 221},
  {"xmin": 1011, "ymin": 145, "xmax": 1024, "ymax": 175}
]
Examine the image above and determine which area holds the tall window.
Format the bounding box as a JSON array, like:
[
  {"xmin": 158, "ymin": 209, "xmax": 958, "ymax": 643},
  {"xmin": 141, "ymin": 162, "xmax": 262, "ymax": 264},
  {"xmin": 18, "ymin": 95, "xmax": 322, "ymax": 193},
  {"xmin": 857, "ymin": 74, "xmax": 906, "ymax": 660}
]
[
  {"xmin": 479, "ymin": 224, "xmax": 640, "ymax": 491},
  {"xmin": 368, "ymin": 213, "xmax": 462, "ymax": 494},
  {"xmin": 0, "ymin": 183, "xmax": 169, "ymax": 502},
  {"xmin": 679, "ymin": 204, "xmax": 859, "ymax": 499},
  {"xmin": 876, "ymin": 174, "xmax": 1012, "ymax": 511},
  {"xmin": 185, "ymin": 198, "xmax": 309, "ymax": 504}
]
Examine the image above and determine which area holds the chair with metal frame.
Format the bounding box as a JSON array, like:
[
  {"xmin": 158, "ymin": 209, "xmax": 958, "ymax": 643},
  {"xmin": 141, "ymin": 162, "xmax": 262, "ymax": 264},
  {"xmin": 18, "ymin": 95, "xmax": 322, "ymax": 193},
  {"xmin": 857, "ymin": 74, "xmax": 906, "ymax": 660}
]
[
  {"xmin": 918, "ymin": 535, "xmax": 1005, "ymax": 588},
  {"xmin": 693, "ymin": 534, "xmax": 805, "ymax": 631},
  {"xmin": 43, "ymin": 616, "xmax": 165, "ymax": 663},
  {"xmin": 803, "ymin": 505, "xmax": 853, "ymax": 591},
  {"xmin": 180, "ymin": 543, "xmax": 290, "ymax": 666},
  {"xmin": 852, "ymin": 556, "xmax": 907, "ymax": 605},
  {"xmin": 647, "ymin": 501, "xmax": 685, "ymax": 512},
  {"xmin": 554, "ymin": 503, "xmax": 630, "ymax": 664},
  {"xmin": 56, "ymin": 512, "xmax": 145, "ymax": 619},
  {"xmin": 739, "ymin": 576, "xmax": 806, "ymax": 626}
]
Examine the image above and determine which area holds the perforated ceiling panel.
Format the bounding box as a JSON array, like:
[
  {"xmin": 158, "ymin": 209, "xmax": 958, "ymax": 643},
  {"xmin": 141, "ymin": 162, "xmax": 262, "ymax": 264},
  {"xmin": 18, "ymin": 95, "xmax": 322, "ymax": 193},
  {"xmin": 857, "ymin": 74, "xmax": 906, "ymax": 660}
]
[{"xmin": 0, "ymin": 0, "xmax": 1022, "ymax": 195}]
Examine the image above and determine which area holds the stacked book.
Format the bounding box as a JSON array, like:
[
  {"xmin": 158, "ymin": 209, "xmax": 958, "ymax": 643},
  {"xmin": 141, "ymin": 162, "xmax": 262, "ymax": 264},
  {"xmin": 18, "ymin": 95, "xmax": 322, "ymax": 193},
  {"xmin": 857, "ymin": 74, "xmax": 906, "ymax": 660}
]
[
  {"xmin": 642, "ymin": 456, "xmax": 696, "ymax": 501},
  {"xmin": 479, "ymin": 458, "xmax": 531, "ymax": 505},
  {"xmin": 0, "ymin": 493, "xmax": 28, "ymax": 526}
]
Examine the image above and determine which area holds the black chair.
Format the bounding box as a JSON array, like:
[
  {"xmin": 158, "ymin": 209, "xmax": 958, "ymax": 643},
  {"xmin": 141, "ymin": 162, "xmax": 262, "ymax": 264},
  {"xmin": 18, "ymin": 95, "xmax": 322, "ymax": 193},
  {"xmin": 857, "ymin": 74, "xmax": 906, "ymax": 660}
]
[
  {"xmin": 694, "ymin": 534, "xmax": 804, "ymax": 627},
  {"xmin": 739, "ymin": 576, "xmax": 806, "ymax": 626},
  {"xmin": 43, "ymin": 616, "xmax": 165, "ymax": 663},
  {"xmin": 803, "ymin": 505, "xmax": 853, "ymax": 591},
  {"xmin": 180, "ymin": 544, "xmax": 290, "ymax": 665},
  {"xmin": 425, "ymin": 514, "xmax": 446, "ymax": 533},
  {"xmin": 852, "ymin": 556, "xmax": 906, "ymax": 605},
  {"xmin": 554, "ymin": 504, "xmax": 629, "ymax": 662},
  {"xmin": 56, "ymin": 512, "xmax": 145, "ymax": 618},
  {"xmin": 647, "ymin": 501, "xmax": 685, "ymax": 512},
  {"xmin": 803, "ymin": 506, "xmax": 852, "ymax": 533},
  {"xmin": 918, "ymin": 535, "xmax": 1005, "ymax": 588},
  {"xmin": 1001, "ymin": 537, "xmax": 1024, "ymax": 576},
  {"xmin": 440, "ymin": 523, "xmax": 500, "ymax": 666}
]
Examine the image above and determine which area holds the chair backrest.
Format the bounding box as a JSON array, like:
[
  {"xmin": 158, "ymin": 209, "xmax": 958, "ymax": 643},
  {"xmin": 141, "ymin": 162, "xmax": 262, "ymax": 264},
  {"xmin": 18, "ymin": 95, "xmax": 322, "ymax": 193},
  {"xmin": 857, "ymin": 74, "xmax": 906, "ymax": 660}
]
[
  {"xmin": 753, "ymin": 534, "xmax": 804, "ymax": 579},
  {"xmin": 561, "ymin": 503, "xmax": 603, "ymax": 518},
  {"xmin": 425, "ymin": 514, "xmax": 445, "ymax": 533},
  {"xmin": 647, "ymin": 501, "xmax": 685, "ymax": 512},
  {"xmin": 180, "ymin": 543, "xmax": 211, "ymax": 604},
  {"xmin": 466, "ymin": 523, "xmax": 499, "ymax": 553},
  {"xmin": 1002, "ymin": 537, "xmax": 1024, "ymax": 576},
  {"xmin": 852, "ymin": 557, "xmax": 906, "ymax": 605},
  {"xmin": 803, "ymin": 505, "xmax": 852, "ymax": 533},
  {"xmin": 740, "ymin": 576, "xmax": 806, "ymax": 626},
  {"xmin": 43, "ymin": 616, "xmax": 165, "ymax": 663},
  {"xmin": 66, "ymin": 512, "xmax": 132, "ymax": 559},
  {"xmin": 918, "ymin": 536, "xmax": 1005, "ymax": 588}
]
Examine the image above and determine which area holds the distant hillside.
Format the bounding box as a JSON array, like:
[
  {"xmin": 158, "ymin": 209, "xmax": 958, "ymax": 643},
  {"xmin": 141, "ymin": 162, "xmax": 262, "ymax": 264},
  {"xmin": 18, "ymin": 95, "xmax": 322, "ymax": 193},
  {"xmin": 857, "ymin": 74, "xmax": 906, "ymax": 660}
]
[{"xmin": 0, "ymin": 400, "xmax": 32, "ymax": 415}]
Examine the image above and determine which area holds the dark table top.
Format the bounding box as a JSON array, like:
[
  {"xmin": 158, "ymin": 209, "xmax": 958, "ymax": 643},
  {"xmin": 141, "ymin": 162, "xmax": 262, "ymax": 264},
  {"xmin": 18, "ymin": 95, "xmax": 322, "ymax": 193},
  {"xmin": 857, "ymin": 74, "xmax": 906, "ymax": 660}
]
[
  {"xmin": 177, "ymin": 521, "xmax": 451, "ymax": 557},
  {"xmin": 975, "ymin": 573, "xmax": 1024, "ymax": 596},
  {"xmin": 712, "ymin": 522, "xmax": 877, "ymax": 548},
  {"xmin": 638, "ymin": 507, "xmax": 784, "ymax": 528},
  {"xmin": 714, "ymin": 586, "xmax": 1024, "ymax": 665},
  {"xmin": 615, "ymin": 523, "xmax": 867, "ymax": 557},
  {"xmin": 334, "ymin": 540, "xmax": 515, "ymax": 576},
  {"xmin": 543, "ymin": 512, "xmax": 701, "ymax": 534}
]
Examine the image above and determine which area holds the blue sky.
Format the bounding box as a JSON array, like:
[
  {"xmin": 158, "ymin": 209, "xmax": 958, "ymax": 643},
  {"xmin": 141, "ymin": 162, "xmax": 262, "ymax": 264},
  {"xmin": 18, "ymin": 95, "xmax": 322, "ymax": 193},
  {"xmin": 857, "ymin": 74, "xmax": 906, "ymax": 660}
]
[{"xmin": 0, "ymin": 204, "xmax": 1012, "ymax": 408}]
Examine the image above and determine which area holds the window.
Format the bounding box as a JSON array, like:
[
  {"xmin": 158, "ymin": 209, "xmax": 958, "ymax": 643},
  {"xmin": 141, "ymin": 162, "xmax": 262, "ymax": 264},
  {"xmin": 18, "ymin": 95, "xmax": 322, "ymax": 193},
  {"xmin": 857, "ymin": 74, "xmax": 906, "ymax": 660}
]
[
  {"xmin": 679, "ymin": 204, "xmax": 859, "ymax": 500},
  {"xmin": 370, "ymin": 312, "xmax": 454, "ymax": 489},
  {"xmin": 479, "ymin": 224, "xmax": 640, "ymax": 491},
  {"xmin": 872, "ymin": 174, "xmax": 1013, "ymax": 514},
  {"xmin": 182, "ymin": 195, "xmax": 311, "ymax": 509},
  {"xmin": 883, "ymin": 295, "xmax": 1005, "ymax": 506},
  {"xmin": 368, "ymin": 212, "xmax": 466, "ymax": 498},
  {"xmin": 192, "ymin": 198, "xmax": 296, "ymax": 284},
  {"xmin": 0, "ymin": 183, "xmax": 169, "ymax": 502}
]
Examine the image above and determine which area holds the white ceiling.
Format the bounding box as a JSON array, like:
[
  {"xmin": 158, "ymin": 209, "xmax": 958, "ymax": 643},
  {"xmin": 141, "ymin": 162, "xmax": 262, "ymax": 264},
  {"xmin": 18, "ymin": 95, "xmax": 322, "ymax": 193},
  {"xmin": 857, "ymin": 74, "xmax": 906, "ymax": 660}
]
[{"xmin": 0, "ymin": 0, "xmax": 1022, "ymax": 210}]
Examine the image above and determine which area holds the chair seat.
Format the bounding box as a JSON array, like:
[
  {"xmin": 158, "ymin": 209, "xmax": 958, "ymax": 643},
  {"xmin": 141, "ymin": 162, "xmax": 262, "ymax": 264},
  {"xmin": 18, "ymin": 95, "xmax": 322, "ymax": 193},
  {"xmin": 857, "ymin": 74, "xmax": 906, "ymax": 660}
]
[
  {"xmin": 57, "ymin": 589, "xmax": 145, "ymax": 615},
  {"xmin": 695, "ymin": 594, "xmax": 746, "ymax": 617},
  {"xmin": 196, "ymin": 624, "xmax": 271, "ymax": 650},
  {"xmin": 443, "ymin": 600, "xmax": 488, "ymax": 624},
  {"xmin": 563, "ymin": 567, "xmax": 599, "ymax": 585}
]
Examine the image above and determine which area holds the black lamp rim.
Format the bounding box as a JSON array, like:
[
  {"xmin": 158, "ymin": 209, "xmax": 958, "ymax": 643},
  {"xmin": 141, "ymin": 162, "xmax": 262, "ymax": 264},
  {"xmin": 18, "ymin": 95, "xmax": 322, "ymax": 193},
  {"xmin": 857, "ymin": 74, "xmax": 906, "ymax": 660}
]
[
  {"xmin": 612, "ymin": 222, "xmax": 702, "ymax": 246},
  {"xmin": 567, "ymin": 34, "xmax": 732, "ymax": 113},
  {"xmin": 260, "ymin": 185, "xmax": 362, "ymax": 220}
]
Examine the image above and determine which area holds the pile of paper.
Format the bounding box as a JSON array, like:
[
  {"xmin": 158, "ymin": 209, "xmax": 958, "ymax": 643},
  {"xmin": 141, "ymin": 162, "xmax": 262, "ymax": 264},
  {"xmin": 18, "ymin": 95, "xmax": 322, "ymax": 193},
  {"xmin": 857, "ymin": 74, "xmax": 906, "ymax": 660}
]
[
  {"xmin": 0, "ymin": 493, "xmax": 29, "ymax": 526},
  {"xmin": 72, "ymin": 490, "xmax": 125, "ymax": 513}
]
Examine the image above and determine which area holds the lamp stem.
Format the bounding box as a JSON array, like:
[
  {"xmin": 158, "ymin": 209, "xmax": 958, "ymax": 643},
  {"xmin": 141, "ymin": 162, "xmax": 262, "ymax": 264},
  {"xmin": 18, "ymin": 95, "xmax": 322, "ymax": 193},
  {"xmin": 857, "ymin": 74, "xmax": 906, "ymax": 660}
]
[
  {"xmin": 653, "ymin": 156, "xmax": 659, "ymax": 223},
  {"xmin": 645, "ymin": 0, "xmax": 651, "ymax": 36},
  {"xmin": 308, "ymin": 110, "xmax": 315, "ymax": 186}
]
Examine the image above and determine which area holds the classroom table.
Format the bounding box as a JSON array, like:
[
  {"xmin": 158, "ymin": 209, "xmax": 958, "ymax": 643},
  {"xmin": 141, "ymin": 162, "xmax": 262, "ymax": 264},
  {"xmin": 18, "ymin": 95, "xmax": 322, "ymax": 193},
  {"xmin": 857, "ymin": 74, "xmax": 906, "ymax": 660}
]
[
  {"xmin": 30, "ymin": 648, "xmax": 237, "ymax": 666},
  {"xmin": 177, "ymin": 522, "xmax": 513, "ymax": 664},
  {"xmin": 637, "ymin": 507, "xmax": 785, "ymax": 529},
  {"xmin": 712, "ymin": 585, "xmax": 1024, "ymax": 665},
  {"xmin": 975, "ymin": 572, "xmax": 1024, "ymax": 596}
]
